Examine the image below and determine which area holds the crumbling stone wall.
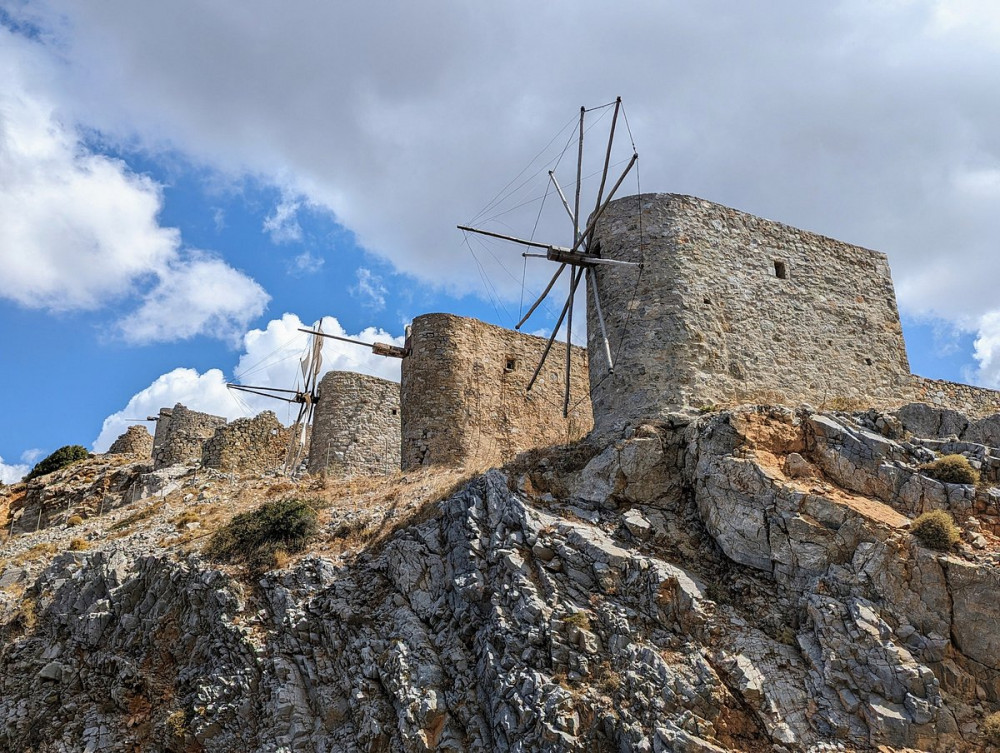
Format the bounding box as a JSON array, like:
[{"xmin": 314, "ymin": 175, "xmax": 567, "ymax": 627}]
[
  {"xmin": 151, "ymin": 404, "xmax": 227, "ymax": 470},
  {"xmin": 589, "ymin": 193, "xmax": 914, "ymax": 432},
  {"xmin": 911, "ymin": 377, "xmax": 1000, "ymax": 419},
  {"xmin": 401, "ymin": 313, "xmax": 592, "ymax": 470},
  {"xmin": 106, "ymin": 425, "xmax": 153, "ymax": 457},
  {"xmin": 307, "ymin": 371, "xmax": 400, "ymax": 476},
  {"xmin": 202, "ymin": 411, "xmax": 290, "ymax": 474}
]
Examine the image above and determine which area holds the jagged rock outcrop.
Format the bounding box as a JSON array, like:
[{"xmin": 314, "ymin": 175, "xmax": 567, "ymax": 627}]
[{"xmin": 2, "ymin": 404, "xmax": 1000, "ymax": 751}]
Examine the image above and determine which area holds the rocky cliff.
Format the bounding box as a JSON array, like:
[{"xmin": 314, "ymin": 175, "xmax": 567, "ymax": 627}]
[{"xmin": 2, "ymin": 403, "xmax": 1000, "ymax": 752}]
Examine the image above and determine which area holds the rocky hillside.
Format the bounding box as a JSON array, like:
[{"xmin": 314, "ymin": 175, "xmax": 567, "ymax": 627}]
[{"xmin": 2, "ymin": 403, "xmax": 1000, "ymax": 752}]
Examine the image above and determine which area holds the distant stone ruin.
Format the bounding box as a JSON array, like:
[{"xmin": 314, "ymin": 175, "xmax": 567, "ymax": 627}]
[
  {"xmin": 151, "ymin": 404, "xmax": 227, "ymax": 470},
  {"xmin": 589, "ymin": 193, "xmax": 1000, "ymax": 432},
  {"xmin": 307, "ymin": 371, "xmax": 400, "ymax": 476},
  {"xmin": 400, "ymin": 313, "xmax": 592, "ymax": 470},
  {"xmin": 202, "ymin": 411, "xmax": 290, "ymax": 474},
  {"xmin": 106, "ymin": 425, "xmax": 153, "ymax": 458}
]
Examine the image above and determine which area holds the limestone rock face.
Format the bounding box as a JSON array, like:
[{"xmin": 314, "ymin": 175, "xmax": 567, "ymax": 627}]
[{"xmin": 3, "ymin": 403, "xmax": 1000, "ymax": 751}]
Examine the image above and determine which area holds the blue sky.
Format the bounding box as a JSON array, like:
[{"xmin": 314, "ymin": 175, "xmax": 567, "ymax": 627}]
[{"xmin": 2, "ymin": 1, "xmax": 1000, "ymax": 481}]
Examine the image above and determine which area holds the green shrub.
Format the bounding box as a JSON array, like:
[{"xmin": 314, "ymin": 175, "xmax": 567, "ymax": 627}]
[
  {"xmin": 206, "ymin": 498, "xmax": 317, "ymax": 571},
  {"xmin": 26, "ymin": 445, "xmax": 89, "ymax": 481},
  {"xmin": 983, "ymin": 711, "xmax": 1000, "ymax": 745},
  {"xmin": 563, "ymin": 611, "xmax": 592, "ymax": 630},
  {"xmin": 920, "ymin": 454, "xmax": 980, "ymax": 485},
  {"xmin": 911, "ymin": 510, "xmax": 961, "ymax": 551}
]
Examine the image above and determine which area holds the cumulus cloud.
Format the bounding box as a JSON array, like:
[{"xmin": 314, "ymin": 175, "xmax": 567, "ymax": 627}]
[
  {"xmin": 93, "ymin": 313, "xmax": 404, "ymax": 451},
  {"xmin": 973, "ymin": 313, "xmax": 1000, "ymax": 388},
  {"xmin": 116, "ymin": 255, "xmax": 269, "ymax": 345},
  {"xmin": 0, "ymin": 25, "xmax": 268, "ymax": 344},
  {"xmin": 0, "ymin": 457, "xmax": 29, "ymax": 484},
  {"xmin": 0, "ymin": 28, "xmax": 177, "ymax": 311}
]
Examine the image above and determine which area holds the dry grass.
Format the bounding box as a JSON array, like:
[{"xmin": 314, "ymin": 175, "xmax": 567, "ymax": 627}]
[
  {"xmin": 68, "ymin": 538, "xmax": 89, "ymax": 551},
  {"xmin": 111, "ymin": 500, "xmax": 167, "ymax": 532},
  {"xmin": 11, "ymin": 541, "xmax": 58, "ymax": 565},
  {"xmin": 172, "ymin": 510, "xmax": 199, "ymax": 529}
]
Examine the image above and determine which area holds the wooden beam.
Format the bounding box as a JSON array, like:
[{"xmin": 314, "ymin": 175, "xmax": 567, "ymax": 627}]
[{"xmin": 456, "ymin": 226, "xmax": 552, "ymax": 250}]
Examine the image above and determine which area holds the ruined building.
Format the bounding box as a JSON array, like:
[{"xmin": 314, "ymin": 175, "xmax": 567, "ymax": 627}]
[
  {"xmin": 307, "ymin": 371, "xmax": 401, "ymax": 476},
  {"xmin": 588, "ymin": 193, "xmax": 1000, "ymax": 432},
  {"xmin": 106, "ymin": 425, "xmax": 153, "ymax": 458},
  {"xmin": 400, "ymin": 313, "xmax": 592, "ymax": 470},
  {"xmin": 201, "ymin": 411, "xmax": 290, "ymax": 474},
  {"xmin": 151, "ymin": 404, "xmax": 227, "ymax": 470}
]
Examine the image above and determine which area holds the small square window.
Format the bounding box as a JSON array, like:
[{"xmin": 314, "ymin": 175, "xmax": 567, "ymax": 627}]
[
  {"xmin": 773, "ymin": 260, "xmax": 788, "ymax": 279},
  {"xmin": 391, "ymin": 408, "xmax": 398, "ymax": 415},
  {"xmin": 505, "ymin": 358, "xmax": 517, "ymax": 372}
]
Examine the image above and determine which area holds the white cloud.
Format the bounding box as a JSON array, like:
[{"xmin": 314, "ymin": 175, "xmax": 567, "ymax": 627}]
[
  {"xmin": 350, "ymin": 268, "xmax": 387, "ymax": 310},
  {"xmin": 20, "ymin": 448, "xmax": 44, "ymax": 464},
  {"xmin": 973, "ymin": 312, "xmax": 1000, "ymax": 388},
  {"xmin": 93, "ymin": 312, "xmax": 404, "ymax": 451},
  {"xmin": 0, "ymin": 456, "xmax": 29, "ymax": 484},
  {"xmin": 0, "ymin": 28, "xmax": 177, "ymax": 311},
  {"xmin": 287, "ymin": 250, "xmax": 324, "ymax": 276},
  {"xmin": 116, "ymin": 254, "xmax": 269, "ymax": 345},
  {"xmin": 263, "ymin": 194, "xmax": 303, "ymax": 243},
  {"xmin": 0, "ymin": 26, "xmax": 269, "ymax": 344},
  {"xmin": 11, "ymin": 2, "xmax": 1000, "ymax": 379}
]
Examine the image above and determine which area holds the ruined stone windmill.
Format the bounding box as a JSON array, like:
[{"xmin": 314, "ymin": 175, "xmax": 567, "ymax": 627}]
[
  {"xmin": 226, "ymin": 325, "xmax": 325, "ymax": 473},
  {"xmin": 458, "ymin": 97, "xmax": 640, "ymax": 416}
]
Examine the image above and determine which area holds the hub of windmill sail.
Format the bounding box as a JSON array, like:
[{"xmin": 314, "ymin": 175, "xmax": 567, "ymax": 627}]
[
  {"xmin": 372, "ymin": 341, "xmax": 409, "ymax": 358},
  {"xmin": 546, "ymin": 246, "xmax": 596, "ymax": 266}
]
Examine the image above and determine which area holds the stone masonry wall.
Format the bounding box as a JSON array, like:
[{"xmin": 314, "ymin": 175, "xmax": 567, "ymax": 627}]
[
  {"xmin": 202, "ymin": 411, "xmax": 290, "ymax": 474},
  {"xmin": 588, "ymin": 193, "xmax": 913, "ymax": 432},
  {"xmin": 910, "ymin": 376, "xmax": 1000, "ymax": 419},
  {"xmin": 106, "ymin": 425, "xmax": 153, "ymax": 458},
  {"xmin": 400, "ymin": 313, "xmax": 592, "ymax": 470},
  {"xmin": 307, "ymin": 371, "xmax": 401, "ymax": 476},
  {"xmin": 151, "ymin": 404, "xmax": 227, "ymax": 470}
]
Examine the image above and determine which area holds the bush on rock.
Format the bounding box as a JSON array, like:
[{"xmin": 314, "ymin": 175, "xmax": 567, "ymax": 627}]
[
  {"xmin": 911, "ymin": 510, "xmax": 961, "ymax": 551},
  {"xmin": 919, "ymin": 454, "xmax": 979, "ymax": 485},
  {"xmin": 206, "ymin": 498, "xmax": 318, "ymax": 571}
]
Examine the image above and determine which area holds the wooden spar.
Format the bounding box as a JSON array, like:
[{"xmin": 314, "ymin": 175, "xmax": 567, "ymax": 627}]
[
  {"xmin": 586, "ymin": 97, "xmax": 621, "ymax": 249},
  {"xmin": 516, "ymin": 262, "xmax": 566, "ymax": 330},
  {"xmin": 573, "ymin": 106, "xmax": 584, "ymax": 246},
  {"xmin": 587, "ymin": 267, "xmax": 614, "ymax": 372},
  {"xmin": 526, "ymin": 266, "xmax": 585, "ymax": 392},
  {"xmin": 564, "ymin": 263, "xmax": 574, "ymax": 417},
  {"xmin": 298, "ymin": 328, "xmax": 407, "ymax": 358},
  {"xmin": 568, "ymin": 151, "xmax": 637, "ymax": 255},
  {"xmin": 456, "ymin": 226, "xmax": 552, "ymax": 250},
  {"xmin": 548, "ymin": 171, "xmax": 575, "ymax": 225},
  {"xmin": 226, "ymin": 384, "xmax": 310, "ymax": 403}
]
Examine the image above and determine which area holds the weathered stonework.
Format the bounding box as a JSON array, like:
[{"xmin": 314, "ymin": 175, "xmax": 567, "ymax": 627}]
[
  {"xmin": 202, "ymin": 411, "xmax": 290, "ymax": 474},
  {"xmin": 911, "ymin": 376, "xmax": 1000, "ymax": 419},
  {"xmin": 589, "ymin": 193, "xmax": 914, "ymax": 432},
  {"xmin": 106, "ymin": 425, "xmax": 153, "ymax": 458},
  {"xmin": 401, "ymin": 313, "xmax": 592, "ymax": 469},
  {"xmin": 151, "ymin": 404, "xmax": 227, "ymax": 470},
  {"xmin": 307, "ymin": 371, "xmax": 400, "ymax": 476}
]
